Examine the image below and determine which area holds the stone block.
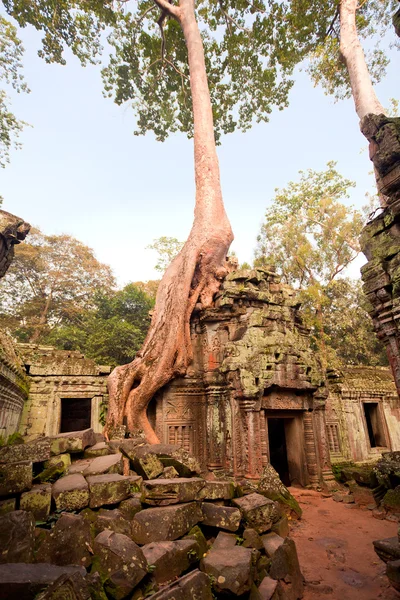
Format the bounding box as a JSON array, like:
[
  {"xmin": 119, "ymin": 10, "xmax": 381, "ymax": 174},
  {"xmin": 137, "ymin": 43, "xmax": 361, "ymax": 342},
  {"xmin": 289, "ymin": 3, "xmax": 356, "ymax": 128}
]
[
  {"xmin": 84, "ymin": 442, "xmax": 111, "ymax": 458},
  {"xmin": 0, "ymin": 460, "xmax": 32, "ymax": 496},
  {"xmin": 243, "ymin": 528, "xmax": 264, "ymax": 550},
  {"xmin": 132, "ymin": 502, "xmax": 203, "ymax": 544},
  {"xmin": 212, "ymin": 531, "xmax": 238, "ymax": 550},
  {"xmin": 269, "ymin": 538, "xmax": 304, "ymax": 600},
  {"xmin": 127, "ymin": 475, "xmax": 143, "ymax": 494},
  {"xmin": 20, "ymin": 484, "xmax": 51, "ymax": 522},
  {"xmin": 121, "ymin": 443, "xmax": 201, "ymax": 478},
  {"xmin": 50, "ymin": 429, "xmax": 96, "ymax": 456},
  {"xmin": 373, "ymin": 536, "xmax": 400, "ymax": 563},
  {"xmin": 95, "ymin": 508, "xmax": 132, "ymax": 537},
  {"xmin": 0, "ymin": 510, "xmax": 35, "ymax": 564},
  {"xmin": 142, "ymin": 477, "xmax": 205, "ymax": 505},
  {"xmin": 0, "ymin": 438, "xmax": 50, "ymax": 464},
  {"xmin": 0, "ymin": 498, "xmax": 16, "ymax": 515},
  {"xmin": 149, "ymin": 570, "xmax": 212, "ymax": 600},
  {"xmin": 201, "ymin": 503, "xmax": 241, "ymax": 532},
  {"xmin": 261, "ymin": 532, "xmax": 285, "ymax": 557},
  {"xmin": 383, "ymin": 487, "xmax": 400, "ymax": 512},
  {"xmin": 142, "ymin": 539, "xmax": 199, "ymax": 583},
  {"xmin": 92, "ymin": 530, "xmax": 147, "ymax": 600},
  {"xmin": 201, "ymin": 544, "xmax": 254, "ymax": 595},
  {"xmin": 183, "ymin": 525, "xmax": 208, "ymax": 558},
  {"xmin": 120, "ymin": 442, "xmax": 164, "ymax": 479},
  {"xmin": 52, "ymin": 474, "xmax": 89, "ymax": 511},
  {"xmin": 34, "ymin": 571, "xmax": 91, "ymax": 600},
  {"xmin": 197, "ymin": 480, "xmax": 235, "ymax": 500},
  {"xmin": 272, "ymin": 516, "xmax": 289, "ymax": 538},
  {"xmin": 163, "ymin": 466, "xmax": 179, "ymax": 478},
  {"xmin": 118, "ymin": 497, "xmax": 143, "ymax": 520},
  {"xmin": 258, "ymin": 465, "xmax": 302, "ymax": 517},
  {"xmin": 68, "ymin": 459, "xmax": 92, "ymax": 475},
  {"xmin": 35, "ymin": 513, "xmax": 92, "ymax": 568},
  {"xmin": 0, "ymin": 564, "xmax": 86, "ymax": 600},
  {"xmin": 233, "ymin": 493, "xmax": 279, "ymax": 534},
  {"xmin": 387, "ymin": 558, "xmax": 400, "ymax": 592},
  {"xmin": 87, "ymin": 474, "xmax": 131, "ymax": 508},
  {"xmin": 35, "ymin": 455, "xmax": 70, "ymax": 483},
  {"xmin": 83, "ymin": 453, "xmax": 123, "ymax": 477},
  {"xmin": 249, "ymin": 577, "xmax": 279, "ymax": 600}
]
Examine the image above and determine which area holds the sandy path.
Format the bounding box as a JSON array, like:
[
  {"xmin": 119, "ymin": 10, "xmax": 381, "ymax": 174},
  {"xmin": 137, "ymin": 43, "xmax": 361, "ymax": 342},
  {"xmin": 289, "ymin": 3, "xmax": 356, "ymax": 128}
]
[{"xmin": 289, "ymin": 488, "xmax": 400, "ymax": 600}]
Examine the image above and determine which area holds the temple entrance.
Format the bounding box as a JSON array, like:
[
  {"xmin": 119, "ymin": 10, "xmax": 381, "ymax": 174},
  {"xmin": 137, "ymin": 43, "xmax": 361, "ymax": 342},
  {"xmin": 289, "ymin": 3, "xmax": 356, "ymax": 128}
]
[
  {"xmin": 60, "ymin": 398, "xmax": 91, "ymax": 433},
  {"xmin": 268, "ymin": 418, "xmax": 291, "ymax": 486}
]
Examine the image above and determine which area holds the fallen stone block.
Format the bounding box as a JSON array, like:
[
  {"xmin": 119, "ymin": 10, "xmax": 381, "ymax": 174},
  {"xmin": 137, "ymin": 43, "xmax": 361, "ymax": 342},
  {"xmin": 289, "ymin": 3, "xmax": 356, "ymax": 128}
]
[
  {"xmin": 142, "ymin": 539, "xmax": 199, "ymax": 583},
  {"xmin": 84, "ymin": 442, "xmax": 111, "ymax": 458},
  {"xmin": 35, "ymin": 571, "xmax": 91, "ymax": 600},
  {"xmin": 261, "ymin": 532, "xmax": 285, "ymax": 557},
  {"xmin": 52, "ymin": 474, "xmax": 89, "ymax": 511},
  {"xmin": 35, "ymin": 455, "xmax": 70, "ymax": 483},
  {"xmin": 233, "ymin": 493, "xmax": 280, "ymax": 533},
  {"xmin": 149, "ymin": 570, "xmax": 212, "ymax": 600},
  {"xmin": 87, "ymin": 474, "xmax": 131, "ymax": 508},
  {"xmin": 83, "ymin": 453, "xmax": 123, "ymax": 477},
  {"xmin": 201, "ymin": 503, "xmax": 241, "ymax": 531},
  {"xmin": 142, "ymin": 477, "xmax": 205, "ymax": 506},
  {"xmin": 0, "ymin": 497, "xmax": 16, "ymax": 515},
  {"xmin": 387, "ymin": 558, "xmax": 400, "ymax": 592},
  {"xmin": 383, "ymin": 487, "xmax": 400, "ymax": 513},
  {"xmin": 212, "ymin": 531, "xmax": 238, "ymax": 550},
  {"xmin": 0, "ymin": 563, "xmax": 86, "ymax": 600},
  {"xmin": 0, "ymin": 460, "xmax": 32, "ymax": 496},
  {"xmin": 183, "ymin": 525, "xmax": 208, "ymax": 558},
  {"xmin": 127, "ymin": 475, "xmax": 143, "ymax": 494},
  {"xmin": 269, "ymin": 538, "xmax": 304, "ymax": 600},
  {"xmin": 258, "ymin": 465, "xmax": 302, "ymax": 518},
  {"xmin": 92, "ymin": 530, "xmax": 147, "ymax": 600},
  {"xmin": 249, "ymin": 577, "xmax": 279, "ymax": 600},
  {"xmin": 132, "ymin": 502, "xmax": 203, "ymax": 544},
  {"xmin": 0, "ymin": 438, "xmax": 50, "ymax": 464},
  {"xmin": 163, "ymin": 466, "xmax": 179, "ymax": 478},
  {"xmin": 373, "ymin": 536, "xmax": 400, "ymax": 563},
  {"xmin": 243, "ymin": 528, "xmax": 264, "ymax": 550},
  {"xmin": 197, "ymin": 480, "xmax": 235, "ymax": 501},
  {"xmin": 201, "ymin": 544, "xmax": 254, "ymax": 595},
  {"xmin": 50, "ymin": 429, "xmax": 96, "ymax": 456},
  {"xmin": 35, "ymin": 513, "xmax": 92, "ymax": 568},
  {"xmin": 20, "ymin": 484, "xmax": 51, "ymax": 522},
  {"xmin": 118, "ymin": 497, "xmax": 142, "ymax": 520},
  {"xmin": 272, "ymin": 516, "xmax": 289, "ymax": 538},
  {"xmin": 347, "ymin": 481, "xmax": 376, "ymax": 507},
  {"xmin": 0, "ymin": 510, "xmax": 35, "ymax": 564},
  {"xmin": 120, "ymin": 442, "xmax": 164, "ymax": 479},
  {"xmin": 121, "ymin": 443, "xmax": 201, "ymax": 478},
  {"xmin": 95, "ymin": 508, "xmax": 132, "ymax": 537}
]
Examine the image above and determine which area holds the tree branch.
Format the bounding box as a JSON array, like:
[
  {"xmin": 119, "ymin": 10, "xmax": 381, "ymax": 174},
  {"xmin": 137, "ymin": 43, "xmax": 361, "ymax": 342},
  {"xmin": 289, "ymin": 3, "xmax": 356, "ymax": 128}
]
[
  {"xmin": 218, "ymin": 1, "xmax": 251, "ymax": 33},
  {"xmin": 325, "ymin": 4, "xmax": 340, "ymax": 37},
  {"xmin": 152, "ymin": 0, "xmax": 180, "ymax": 19}
]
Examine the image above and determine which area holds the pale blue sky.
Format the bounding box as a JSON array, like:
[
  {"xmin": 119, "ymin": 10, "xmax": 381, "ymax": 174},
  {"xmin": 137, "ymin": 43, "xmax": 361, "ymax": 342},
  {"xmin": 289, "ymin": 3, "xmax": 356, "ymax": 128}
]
[{"xmin": 1, "ymin": 18, "xmax": 398, "ymax": 285}]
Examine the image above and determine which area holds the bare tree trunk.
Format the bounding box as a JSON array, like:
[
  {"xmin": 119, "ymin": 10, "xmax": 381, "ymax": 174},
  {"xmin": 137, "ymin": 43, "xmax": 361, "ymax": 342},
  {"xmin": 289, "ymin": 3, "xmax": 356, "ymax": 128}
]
[
  {"xmin": 339, "ymin": 0, "xmax": 385, "ymax": 119},
  {"xmin": 104, "ymin": 0, "xmax": 233, "ymax": 442}
]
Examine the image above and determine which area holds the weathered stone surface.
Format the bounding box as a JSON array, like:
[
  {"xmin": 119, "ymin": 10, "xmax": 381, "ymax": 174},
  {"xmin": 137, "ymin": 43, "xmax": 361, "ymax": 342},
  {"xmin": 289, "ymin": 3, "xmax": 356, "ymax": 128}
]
[
  {"xmin": 261, "ymin": 532, "xmax": 285, "ymax": 557},
  {"xmin": 233, "ymin": 493, "xmax": 279, "ymax": 533},
  {"xmin": 243, "ymin": 528, "xmax": 264, "ymax": 550},
  {"xmin": 50, "ymin": 429, "xmax": 96, "ymax": 456},
  {"xmin": 201, "ymin": 544, "xmax": 254, "ymax": 595},
  {"xmin": 0, "ymin": 438, "xmax": 50, "ymax": 464},
  {"xmin": 373, "ymin": 536, "xmax": 400, "ymax": 563},
  {"xmin": 201, "ymin": 503, "xmax": 241, "ymax": 532},
  {"xmin": 83, "ymin": 453, "xmax": 123, "ymax": 477},
  {"xmin": 0, "ymin": 564, "xmax": 86, "ymax": 600},
  {"xmin": 212, "ymin": 531, "xmax": 238, "ymax": 550},
  {"xmin": 250, "ymin": 577, "xmax": 279, "ymax": 600},
  {"xmin": 132, "ymin": 502, "xmax": 203, "ymax": 544},
  {"xmin": 0, "ymin": 510, "xmax": 35, "ymax": 563},
  {"xmin": 95, "ymin": 508, "xmax": 132, "ymax": 538},
  {"xmin": 346, "ymin": 481, "xmax": 376, "ymax": 507},
  {"xmin": 35, "ymin": 571, "xmax": 91, "ymax": 600},
  {"xmin": 35, "ymin": 456, "xmax": 70, "ymax": 483},
  {"xmin": 68, "ymin": 459, "xmax": 92, "ymax": 475},
  {"xmin": 118, "ymin": 497, "xmax": 142, "ymax": 520},
  {"xmin": 122, "ymin": 443, "xmax": 201, "ymax": 478},
  {"xmin": 340, "ymin": 465, "xmax": 377, "ymax": 487},
  {"xmin": 183, "ymin": 525, "xmax": 208, "ymax": 558},
  {"xmin": 269, "ymin": 538, "xmax": 304, "ymax": 600},
  {"xmin": 92, "ymin": 530, "xmax": 147, "ymax": 600},
  {"xmin": 163, "ymin": 466, "xmax": 179, "ymax": 478},
  {"xmin": 149, "ymin": 570, "xmax": 212, "ymax": 600},
  {"xmin": 20, "ymin": 484, "xmax": 51, "ymax": 522},
  {"xmin": 271, "ymin": 516, "xmax": 289, "ymax": 538},
  {"xmin": 84, "ymin": 442, "xmax": 111, "ymax": 458},
  {"xmin": 35, "ymin": 513, "xmax": 92, "ymax": 568},
  {"xmin": 0, "ymin": 497, "xmax": 15, "ymax": 514},
  {"xmin": 142, "ymin": 477, "xmax": 205, "ymax": 506},
  {"xmin": 52, "ymin": 474, "xmax": 89, "ymax": 511},
  {"xmin": 197, "ymin": 480, "xmax": 235, "ymax": 500},
  {"xmin": 87, "ymin": 474, "xmax": 131, "ymax": 508},
  {"xmin": 387, "ymin": 558, "xmax": 400, "ymax": 592},
  {"xmin": 127, "ymin": 475, "xmax": 143, "ymax": 494},
  {"xmin": 0, "ymin": 460, "xmax": 32, "ymax": 496},
  {"xmin": 383, "ymin": 487, "xmax": 400, "ymax": 512},
  {"xmin": 258, "ymin": 464, "xmax": 302, "ymax": 517},
  {"xmin": 120, "ymin": 442, "xmax": 164, "ymax": 479},
  {"xmin": 142, "ymin": 539, "xmax": 199, "ymax": 583}
]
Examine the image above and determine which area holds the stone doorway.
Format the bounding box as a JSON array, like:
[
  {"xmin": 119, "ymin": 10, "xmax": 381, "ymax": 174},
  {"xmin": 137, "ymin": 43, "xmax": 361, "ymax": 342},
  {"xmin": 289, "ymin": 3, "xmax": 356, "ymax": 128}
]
[
  {"xmin": 60, "ymin": 398, "xmax": 91, "ymax": 433},
  {"xmin": 265, "ymin": 411, "xmax": 308, "ymax": 487},
  {"xmin": 268, "ymin": 418, "xmax": 291, "ymax": 486}
]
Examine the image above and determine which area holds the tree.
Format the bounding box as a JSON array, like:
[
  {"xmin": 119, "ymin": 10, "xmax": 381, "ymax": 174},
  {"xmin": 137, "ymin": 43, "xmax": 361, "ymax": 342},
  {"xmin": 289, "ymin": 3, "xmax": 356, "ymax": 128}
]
[
  {"xmin": 147, "ymin": 237, "xmax": 184, "ymax": 273},
  {"xmin": 255, "ymin": 162, "xmax": 365, "ymax": 367},
  {"xmin": 0, "ymin": 228, "xmax": 115, "ymax": 343},
  {"xmin": 0, "ymin": 15, "xmax": 29, "ymax": 167},
  {"xmin": 46, "ymin": 284, "xmax": 154, "ymax": 367}
]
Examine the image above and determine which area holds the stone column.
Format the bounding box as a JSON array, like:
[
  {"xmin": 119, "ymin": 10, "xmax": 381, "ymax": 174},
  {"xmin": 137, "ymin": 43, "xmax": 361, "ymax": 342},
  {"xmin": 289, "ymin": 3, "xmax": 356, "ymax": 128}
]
[
  {"xmin": 313, "ymin": 404, "xmax": 336, "ymax": 489},
  {"xmin": 205, "ymin": 387, "xmax": 224, "ymax": 472},
  {"xmin": 239, "ymin": 399, "xmax": 263, "ymax": 479},
  {"xmin": 303, "ymin": 411, "xmax": 319, "ymax": 487}
]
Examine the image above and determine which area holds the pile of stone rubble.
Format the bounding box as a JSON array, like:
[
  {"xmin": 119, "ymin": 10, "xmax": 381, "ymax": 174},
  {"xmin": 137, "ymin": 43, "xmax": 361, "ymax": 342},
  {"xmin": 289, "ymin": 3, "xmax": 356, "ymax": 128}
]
[{"xmin": 0, "ymin": 428, "xmax": 304, "ymax": 599}]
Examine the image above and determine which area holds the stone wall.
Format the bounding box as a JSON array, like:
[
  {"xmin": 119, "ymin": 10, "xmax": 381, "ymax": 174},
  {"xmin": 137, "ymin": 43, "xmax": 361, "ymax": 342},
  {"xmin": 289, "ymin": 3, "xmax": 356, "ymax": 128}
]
[
  {"xmin": 0, "ymin": 210, "xmax": 30, "ymax": 439},
  {"xmin": 326, "ymin": 366, "xmax": 399, "ymax": 465},
  {"xmin": 17, "ymin": 344, "xmax": 111, "ymax": 441}
]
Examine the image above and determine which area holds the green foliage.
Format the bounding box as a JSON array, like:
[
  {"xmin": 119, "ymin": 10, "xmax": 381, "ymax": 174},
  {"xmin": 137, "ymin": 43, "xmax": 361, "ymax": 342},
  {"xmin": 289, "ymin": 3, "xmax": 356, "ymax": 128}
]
[
  {"xmin": 0, "ymin": 15, "xmax": 30, "ymax": 167},
  {"xmin": 147, "ymin": 236, "xmax": 184, "ymax": 272}
]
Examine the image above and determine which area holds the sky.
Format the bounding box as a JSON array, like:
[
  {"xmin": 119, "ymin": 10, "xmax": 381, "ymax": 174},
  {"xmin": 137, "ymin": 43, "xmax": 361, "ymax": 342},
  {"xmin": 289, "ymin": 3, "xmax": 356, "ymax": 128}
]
[{"xmin": 1, "ymin": 14, "xmax": 399, "ymax": 286}]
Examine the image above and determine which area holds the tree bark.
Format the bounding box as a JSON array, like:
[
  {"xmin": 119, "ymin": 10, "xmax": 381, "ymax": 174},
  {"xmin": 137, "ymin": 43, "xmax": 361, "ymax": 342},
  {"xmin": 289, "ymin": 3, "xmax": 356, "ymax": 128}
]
[
  {"xmin": 29, "ymin": 292, "xmax": 52, "ymax": 343},
  {"xmin": 104, "ymin": 0, "xmax": 233, "ymax": 442},
  {"xmin": 339, "ymin": 0, "xmax": 385, "ymax": 119}
]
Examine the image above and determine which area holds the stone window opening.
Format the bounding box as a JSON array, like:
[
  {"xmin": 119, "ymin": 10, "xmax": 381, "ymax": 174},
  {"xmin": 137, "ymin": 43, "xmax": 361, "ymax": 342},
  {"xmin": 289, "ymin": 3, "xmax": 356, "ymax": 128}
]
[
  {"xmin": 60, "ymin": 397, "xmax": 92, "ymax": 433},
  {"xmin": 363, "ymin": 402, "xmax": 386, "ymax": 448},
  {"xmin": 326, "ymin": 422, "xmax": 341, "ymax": 454}
]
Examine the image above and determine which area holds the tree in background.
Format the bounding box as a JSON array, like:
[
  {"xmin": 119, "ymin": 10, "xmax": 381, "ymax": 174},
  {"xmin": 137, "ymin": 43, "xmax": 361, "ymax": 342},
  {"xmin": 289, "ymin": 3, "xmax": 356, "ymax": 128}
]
[
  {"xmin": 254, "ymin": 162, "xmax": 376, "ymax": 368},
  {"xmin": 0, "ymin": 229, "xmax": 115, "ymax": 343},
  {"xmin": 147, "ymin": 237, "xmax": 184, "ymax": 273}
]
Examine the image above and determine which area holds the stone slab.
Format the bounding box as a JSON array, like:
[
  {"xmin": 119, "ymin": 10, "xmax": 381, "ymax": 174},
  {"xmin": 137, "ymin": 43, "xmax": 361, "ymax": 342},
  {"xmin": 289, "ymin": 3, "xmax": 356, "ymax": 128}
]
[
  {"xmin": 83, "ymin": 453, "xmax": 123, "ymax": 477},
  {"xmin": 35, "ymin": 513, "xmax": 92, "ymax": 568},
  {"xmin": 201, "ymin": 503, "xmax": 241, "ymax": 532},
  {"xmin": 149, "ymin": 570, "xmax": 212, "ymax": 600},
  {"xmin": 201, "ymin": 544, "xmax": 254, "ymax": 595},
  {"xmin": 0, "ymin": 438, "xmax": 50, "ymax": 464},
  {"xmin": 132, "ymin": 502, "xmax": 203, "ymax": 544},
  {"xmin": 20, "ymin": 483, "xmax": 52, "ymax": 522},
  {"xmin": 50, "ymin": 429, "xmax": 96, "ymax": 456},
  {"xmin": 52, "ymin": 474, "xmax": 89, "ymax": 511},
  {"xmin": 269, "ymin": 538, "xmax": 304, "ymax": 600},
  {"xmin": 0, "ymin": 564, "xmax": 86, "ymax": 600},
  {"xmin": 0, "ymin": 460, "xmax": 32, "ymax": 496},
  {"xmin": 34, "ymin": 572, "xmax": 91, "ymax": 600},
  {"xmin": 84, "ymin": 442, "xmax": 111, "ymax": 458},
  {"xmin": 87, "ymin": 473, "xmax": 131, "ymax": 508},
  {"xmin": 261, "ymin": 532, "xmax": 285, "ymax": 557},
  {"xmin": 233, "ymin": 493, "xmax": 279, "ymax": 534},
  {"xmin": 142, "ymin": 478, "xmax": 205, "ymax": 505},
  {"xmin": 0, "ymin": 497, "xmax": 16, "ymax": 515},
  {"xmin": 0, "ymin": 510, "xmax": 35, "ymax": 564},
  {"xmin": 142, "ymin": 539, "xmax": 199, "ymax": 583},
  {"xmin": 197, "ymin": 480, "xmax": 235, "ymax": 500}
]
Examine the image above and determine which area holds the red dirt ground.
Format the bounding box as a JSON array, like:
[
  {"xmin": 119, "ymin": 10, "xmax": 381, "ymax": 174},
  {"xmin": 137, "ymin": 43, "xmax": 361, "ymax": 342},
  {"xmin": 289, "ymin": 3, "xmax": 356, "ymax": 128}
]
[{"xmin": 289, "ymin": 488, "xmax": 400, "ymax": 600}]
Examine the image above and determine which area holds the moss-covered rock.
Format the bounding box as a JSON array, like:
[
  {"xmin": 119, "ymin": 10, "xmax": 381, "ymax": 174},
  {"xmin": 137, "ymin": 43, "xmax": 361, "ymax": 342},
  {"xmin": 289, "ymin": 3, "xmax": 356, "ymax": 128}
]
[
  {"xmin": 257, "ymin": 464, "xmax": 302, "ymax": 518},
  {"xmin": 20, "ymin": 483, "xmax": 51, "ymax": 522}
]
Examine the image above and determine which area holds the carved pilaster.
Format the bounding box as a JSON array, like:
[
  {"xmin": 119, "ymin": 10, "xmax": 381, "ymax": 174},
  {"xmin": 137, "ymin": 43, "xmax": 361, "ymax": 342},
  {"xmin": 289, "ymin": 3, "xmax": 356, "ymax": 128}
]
[{"xmin": 303, "ymin": 412, "xmax": 319, "ymax": 487}]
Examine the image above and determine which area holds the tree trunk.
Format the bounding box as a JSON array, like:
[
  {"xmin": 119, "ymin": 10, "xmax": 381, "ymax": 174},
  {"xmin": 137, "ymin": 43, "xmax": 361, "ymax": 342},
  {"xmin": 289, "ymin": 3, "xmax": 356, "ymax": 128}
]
[
  {"xmin": 104, "ymin": 0, "xmax": 233, "ymax": 442},
  {"xmin": 339, "ymin": 0, "xmax": 385, "ymax": 119},
  {"xmin": 29, "ymin": 292, "xmax": 52, "ymax": 343}
]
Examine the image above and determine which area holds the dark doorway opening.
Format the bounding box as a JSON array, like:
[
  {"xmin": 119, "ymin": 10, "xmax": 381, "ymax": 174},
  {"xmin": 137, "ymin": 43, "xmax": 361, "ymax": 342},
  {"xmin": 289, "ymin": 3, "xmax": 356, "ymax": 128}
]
[
  {"xmin": 60, "ymin": 398, "xmax": 91, "ymax": 433},
  {"xmin": 268, "ymin": 418, "xmax": 290, "ymax": 486},
  {"xmin": 363, "ymin": 402, "xmax": 385, "ymax": 448}
]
